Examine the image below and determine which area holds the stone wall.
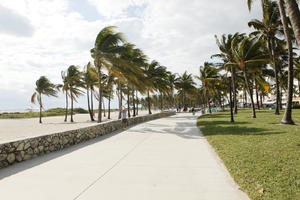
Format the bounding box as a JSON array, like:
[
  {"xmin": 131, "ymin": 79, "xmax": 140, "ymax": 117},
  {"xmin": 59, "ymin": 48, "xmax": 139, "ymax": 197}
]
[{"xmin": 0, "ymin": 112, "xmax": 175, "ymax": 169}]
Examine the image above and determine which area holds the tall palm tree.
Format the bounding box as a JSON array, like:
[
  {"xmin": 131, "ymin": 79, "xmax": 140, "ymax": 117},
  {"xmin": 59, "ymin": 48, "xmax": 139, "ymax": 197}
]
[
  {"xmin": 90, "ymin": 26, "xmax": 125, "ymax": 123},
  {"xmin": 214, "ymin": 33, "xmax": 245, "ymax": 114},
  {"xmin": 226, "ymin": 36, "xmax": 269, "ymax": 118},
  {"xmin": 83, "ymin": 62, "xmax": 97, "ymax": 121},
  {"xmin": 284, "ymin": 0, "xmax": 300, "ymax": 47},
  {"xmin": 278, "ymin": 0, "xmax": 295, "ymax": 124},
  {"xmin": 31, "ymin": 76, "xmax": 58, "ymax": 123},
  {"xmin": 196, "ymin": 63, "xmax": 219, "ymax": 113},
  {"xmin": 143, "ymin": 60, "xmax": 168, "ymax": 114},
  {"xmin": 64, "ymin": 65, "xmax": 84, "ymax": 122},
  {"xmin": 248, "ymin": 0, "xmax": 282, "ymax": 114},
  {"xmin": 175, "ymin": 71, "xmax": 196, "ymax": 109},
  {"xmin": 60, "ymin": 71, "xmax": 70, "ymax": 122}
]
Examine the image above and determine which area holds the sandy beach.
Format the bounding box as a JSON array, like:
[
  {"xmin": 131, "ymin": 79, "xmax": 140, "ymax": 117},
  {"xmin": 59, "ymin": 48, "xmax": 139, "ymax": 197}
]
[{"xmin": 0, "ymin": 109, "xmax": 161, "ymax": 143}]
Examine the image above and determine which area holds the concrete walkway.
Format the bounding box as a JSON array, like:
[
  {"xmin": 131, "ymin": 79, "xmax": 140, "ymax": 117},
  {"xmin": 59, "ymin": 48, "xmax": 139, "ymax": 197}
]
[{"xmin": 0, "ymin": 113, "xmax": 249, "ymax": 200}]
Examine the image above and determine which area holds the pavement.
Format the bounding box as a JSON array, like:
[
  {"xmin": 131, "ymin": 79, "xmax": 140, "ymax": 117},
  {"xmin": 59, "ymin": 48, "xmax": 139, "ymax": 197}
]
[{"xmin": 0, "ymin": 112, "xmax": 249, "ymax": 200}]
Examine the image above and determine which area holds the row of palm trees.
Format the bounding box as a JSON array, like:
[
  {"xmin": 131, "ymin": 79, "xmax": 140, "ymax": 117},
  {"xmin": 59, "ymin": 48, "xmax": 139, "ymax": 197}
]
[
  {"xmin": 196, "ymin": 0, "xmax": 300, "ymax": 124},
  {"xmin": 31, "ymin": 27, "xmax": 198, "ymax": 123},
  {"xmin": 31, "ymin": 0, "xmax": 300, "ymax": 125}
]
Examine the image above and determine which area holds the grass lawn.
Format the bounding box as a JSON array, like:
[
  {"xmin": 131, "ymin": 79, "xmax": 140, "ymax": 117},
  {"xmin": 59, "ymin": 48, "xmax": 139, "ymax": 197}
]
[{"xmin": 197, "ymin": 109, "xmax": 300, "ymax": 200}]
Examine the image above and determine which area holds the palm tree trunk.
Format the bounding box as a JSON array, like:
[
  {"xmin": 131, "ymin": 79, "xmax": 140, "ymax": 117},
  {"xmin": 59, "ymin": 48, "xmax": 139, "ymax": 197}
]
[
  {"xmin": 103, "ymin": 98, "xmax": 106, "ymax": 117},
  {"xmin": 229, "ymin": 78, "xmax": 234, "ymax": 122},
  {"xmin": 147, "ymin": 90, "xmax": 152, "ymax": 114},
  {"xmin": 39, "ymin": 94, "xmax": 42, "ymax": 124},
  {"xmin": 108, "ymin": 95, "xmax": 111, "ymax": 119},
  {"xmin": 64, "ymin": 91, "xmax": 68, "ymax": 122},
  {"xmin": 269, "ymin": 38, "xmax": 280, "ymax": 115},
  {"xmin": 231, "ymin": 67, "xmax": 238, "ymax": 114},
  {"xmin": 136, "ymin": 90, "xmax": 139, "ymax": 115},
  {"xmin": 87, "ymin": 87, "xmax": 94, "ymax": 121},
  {"xmin": 70, "ymin": 91, "xmax": 74, "ymax": 122},
  {"xmin": 279, "ymin": 0, "xmax": 295, "ymax": 124},
  {"xmin": 132, "ymin": 90, "xmax": 136, "ymax": 117},
  {"xmin": 255, "ymin": 80, "xmax": 260, "ymax": 110},
  {"xmin": 127, "ymin": 90, "xmax": 131, "ymax": 118},
  {"xmin": 284, "ymin": 0, "xmax": 300, "ymax": 47},
  {"xmin": 160, "ymin": 93, "xmax": 163, "ymax": 111},
  {"xmin": 90, "ymin": 87, "xmax": 94, "ymax": 118},
  {"xmin": 298, "ymin": 78, "xmax": 300, "ymax": 95},
  {"xmin": 118, "ymin": 86, "xmax": 123, "ymax": 119},
  {"xmin": 243, "ymin": 67, "xmax": 256, "ymax": 118},
  {"xmin": 97, "ymin": 66, "xmax": 102, "ymax": 123}
]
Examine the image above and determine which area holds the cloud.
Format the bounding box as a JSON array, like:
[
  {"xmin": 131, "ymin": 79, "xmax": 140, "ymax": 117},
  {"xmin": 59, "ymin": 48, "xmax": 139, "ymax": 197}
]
[
  {"xmin": 0, "ymin": 5, "xmax": 34, "ymax": 37},
  {"xmin": 0, "ymin": 0, "xmax": 262, "ymax": 110}
]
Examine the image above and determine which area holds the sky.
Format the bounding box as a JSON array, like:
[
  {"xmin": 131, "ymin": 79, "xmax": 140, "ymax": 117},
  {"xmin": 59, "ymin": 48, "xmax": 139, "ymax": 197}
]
[{"xmin": 0, "ymin": 0, "xmax": 261, "ymax": 112}]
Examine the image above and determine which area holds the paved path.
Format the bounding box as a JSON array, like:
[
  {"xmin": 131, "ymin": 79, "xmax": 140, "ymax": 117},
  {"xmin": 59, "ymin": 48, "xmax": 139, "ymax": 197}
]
[{"xmin": 0, "ymin": 113, "xmax": 249, "ymax": 200}]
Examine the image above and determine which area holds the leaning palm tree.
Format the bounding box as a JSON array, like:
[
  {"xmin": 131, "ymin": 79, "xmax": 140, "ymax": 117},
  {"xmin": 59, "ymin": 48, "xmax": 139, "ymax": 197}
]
[
  {"xmin": 90, "ymin": 26, "xmax": 125, "ymax": 123},
  {"xmin": 31, "ymin": 76, "xmax": 58, "ymax": 123},
  {"xmin": 226, "ymin": 36, "xmax": 269, "ymax": 118},
  {"xmin": 64, "ymin": 65, "xmax": 84, "ymax": 122},
  {"xmin": 83, "ymin": 62, "xmax": 97, "ymax": 121}
]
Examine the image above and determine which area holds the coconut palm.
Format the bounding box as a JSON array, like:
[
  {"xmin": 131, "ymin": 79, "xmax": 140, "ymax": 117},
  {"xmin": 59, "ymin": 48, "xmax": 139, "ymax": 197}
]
[
  {"xmin": 60, "ymin": 71, "xmax": 70, "ymax": 122},
  {"xmin": 143, "ymin": 60, "xmax": 169, "ymax": 114},
  {"xmin": 31, "ymin": 76, "xmax": 58, "ymax": 123},
  {"xmin": 284, "ymin": 0, "xmax": 300, "ymax": 47},
  {"xmin": 196, "ymin": 63, "xmax": 219, "ymax": 113},
  {"xmin": 63, "ymin": 65, "xmax": 84, "ymax": 122},
  {"xmin": 278, "ymin": 0, "xmax": 295, "ymax": 124},
  {"xmin": 175, "ymin": 71, "xmax": 196, "ymax": 109},
  {"xmin": 82, "ymin": 62, "xmax": 97, "ymax": 121},
  {"xmin": 248, "ymin": 0, "xmax": 282, "ymax": 114},
  {"xmin": 90, "ymin": 26, "xmax": 126, "ymax": 123},
  {"xmin": 213, "ymin": 33, "xmax": 245, "ymax": 114},
  {"xmin": 226, "ymin": 36, "xmax": 269, "ymax": 118}
]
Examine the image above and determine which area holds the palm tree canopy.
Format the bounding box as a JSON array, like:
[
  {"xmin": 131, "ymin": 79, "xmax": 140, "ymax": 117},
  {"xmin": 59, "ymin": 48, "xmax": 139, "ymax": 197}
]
[{"xmin": 31, "ymin": 76, "xmax": 58, "ymax": 105}]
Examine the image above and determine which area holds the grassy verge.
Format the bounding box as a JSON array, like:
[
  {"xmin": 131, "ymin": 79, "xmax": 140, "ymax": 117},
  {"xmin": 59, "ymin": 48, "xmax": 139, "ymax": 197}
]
[{"xmin": 197, "ymin": 109, "xmax": 300, "ymax": 200}]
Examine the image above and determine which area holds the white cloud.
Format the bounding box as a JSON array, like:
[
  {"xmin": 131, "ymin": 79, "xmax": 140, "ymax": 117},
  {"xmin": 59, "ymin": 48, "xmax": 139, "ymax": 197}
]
[{"xmin": 0, "ymin": 0, "xmax": 261, "ymax": 110}]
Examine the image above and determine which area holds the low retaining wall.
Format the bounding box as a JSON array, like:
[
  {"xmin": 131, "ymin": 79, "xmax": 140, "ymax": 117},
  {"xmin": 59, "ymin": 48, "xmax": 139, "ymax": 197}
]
[{"xmin": 0, "ymin": 112, "xmax": 175, "ymax": 169}]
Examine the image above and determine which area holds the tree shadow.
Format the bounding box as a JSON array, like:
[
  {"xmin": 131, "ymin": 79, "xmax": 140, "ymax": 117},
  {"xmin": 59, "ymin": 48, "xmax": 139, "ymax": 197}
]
[
  {"xmin": 197, "ymin": 120, "xmax": 285, "ymax": 136},
  {"xmin": 0, "ymin": 127, "xmax": 129, "ymax": 180}
]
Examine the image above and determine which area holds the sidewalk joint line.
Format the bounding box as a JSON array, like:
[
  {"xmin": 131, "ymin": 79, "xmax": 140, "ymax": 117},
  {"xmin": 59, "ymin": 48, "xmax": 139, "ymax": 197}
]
[{"xmin": 73, "ymin": 133, "xmax": 152, "ymax": 200}]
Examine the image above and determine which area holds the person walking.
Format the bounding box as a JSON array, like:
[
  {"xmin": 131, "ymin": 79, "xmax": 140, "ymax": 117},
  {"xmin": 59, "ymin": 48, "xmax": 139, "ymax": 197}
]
[
  {"xmin": 191, "ymin": 107, "xmax": 195, "ymax": 115},
  {"xmin": 121, "ymin": 107, "xmax": 128, "ymax": 129}
]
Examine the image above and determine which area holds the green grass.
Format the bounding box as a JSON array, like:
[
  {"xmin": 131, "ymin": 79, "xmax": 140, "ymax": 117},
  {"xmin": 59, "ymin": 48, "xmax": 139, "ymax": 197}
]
[{"xmin": 197, "ymin": 109, "xmax": 300, "ymax": 200}]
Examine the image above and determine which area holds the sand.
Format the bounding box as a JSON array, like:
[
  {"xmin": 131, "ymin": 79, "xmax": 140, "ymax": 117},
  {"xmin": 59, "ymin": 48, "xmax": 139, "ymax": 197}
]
[{"xmin": 0, "ymin": 109, "xmax": 160, "ymax": 143}]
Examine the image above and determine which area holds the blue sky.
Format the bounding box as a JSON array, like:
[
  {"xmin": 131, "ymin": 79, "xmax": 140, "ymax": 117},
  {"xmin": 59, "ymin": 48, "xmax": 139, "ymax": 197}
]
[{"xmin": 0, "ymin": 0, "xmax": 261, "ymax": 112}]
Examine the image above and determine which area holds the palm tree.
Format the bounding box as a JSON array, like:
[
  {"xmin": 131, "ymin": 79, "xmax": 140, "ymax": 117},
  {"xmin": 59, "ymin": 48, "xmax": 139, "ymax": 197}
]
[
  {"xmin": 175, "ymin": 71, "xmax": 196, "ymax": 109},
  {"xmin": 143, "ymin": 60, "xmax": 168, "ymax": 114},
  {"xmin": 226, "ymin": 36, "xmax": 269, "ymax": 118},
  {"xmin": 64, "ymin": 65, "xmax": 84, "ymax": 122},
  {"xmin": 90, "ymin": 26, "xmax": 125, "ymax": 123},
  {"xmin": 196, "ymin": 63, "xmax": 219, "ymax": 113},
  {"xmin": 248, "ymin": 0, "xmax": 282, "ymax": 114},
  {"xmin": 60, "ymin": 71, "xmax": 70, "ymax": 122},
  {"xmin": 31, "ymin": 76, "xmax": 58, "ymax": 123},
  {"xmin": 83, "ymin": 62, "xmax": 97, "ymax": 121},
  {"xmin": 284, "ymin": 0, "xmax": 300, "ymax": 47},
  {"xmin": 278, "ymin": 0, "xmax": 295, "ymax": 124}
]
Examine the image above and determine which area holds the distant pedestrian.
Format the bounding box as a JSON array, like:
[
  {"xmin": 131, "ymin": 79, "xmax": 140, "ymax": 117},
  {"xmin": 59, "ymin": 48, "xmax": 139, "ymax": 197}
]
[
  {"xmin": 191, "ymin": 107, "xmax": 195, "ymax": 115},
  {"xmin": 121, "ymin": 107, "xmax": 128, "ymax": 129}
]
